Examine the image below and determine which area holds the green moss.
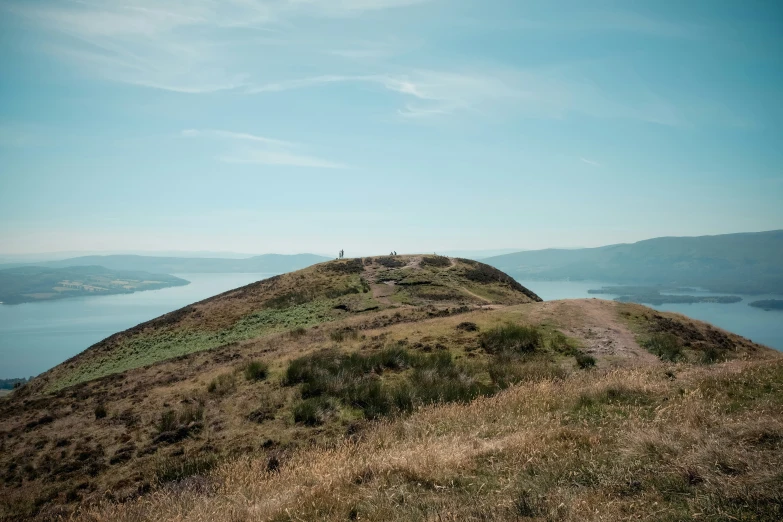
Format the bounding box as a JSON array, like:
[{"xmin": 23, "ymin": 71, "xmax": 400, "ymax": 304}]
[{"xmin": 47, "ymin": 298, "xmax": 349, "ymax": 392}]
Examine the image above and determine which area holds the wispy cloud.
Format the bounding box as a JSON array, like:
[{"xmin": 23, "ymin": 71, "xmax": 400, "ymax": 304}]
[
  {"xmin": 182, "ymin": 129, "xmax": 346, "ymax": 169},
  {"xmin": 181, "ymin": 129, "xmax": 294, "ymax": 148},
  {"xmin": 217, "ymin": 150, "xmax": 346, "ymax": 169},
  {"xmin": 286, "ymin": 0, "xmax": 432, "ymax": 15},
  {"xmin": 246, "ymin": 68, "xmax": 687, "ymax": 125},
  {"xmin": 3, "ymin": 1, "xmax": 702, "ymax": 126},
  {"xmin": 580, "ymin": 157, "xmax": 601, "ymax": 167},
  {"xmin": 4, "ymin": 0, "xmax": 432, "ymax": 93},
  {"xmin": 248, "ymin": 70, "xmax": 529, "ymax": 119}
]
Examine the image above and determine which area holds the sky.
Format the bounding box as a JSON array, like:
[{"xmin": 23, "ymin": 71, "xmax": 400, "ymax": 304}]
[{"xmin": 0, "ymin": 0, "xmax": 781, "ymax": 257}]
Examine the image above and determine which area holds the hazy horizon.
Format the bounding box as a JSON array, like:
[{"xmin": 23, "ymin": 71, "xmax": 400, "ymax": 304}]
[{"xmin": 1, "ymin": 229, "xmax": 781, "ymax": 261}]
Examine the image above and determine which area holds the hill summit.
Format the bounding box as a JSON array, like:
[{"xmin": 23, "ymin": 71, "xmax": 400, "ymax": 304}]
[{"xmin": 1, "ymin": 256, "xmax": 781, "ymax": 521}]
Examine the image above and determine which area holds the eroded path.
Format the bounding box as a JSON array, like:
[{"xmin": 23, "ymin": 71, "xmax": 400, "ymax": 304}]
[{"xmin": 525, "ymin": 299, "xmax": 660, "ymax": 366}]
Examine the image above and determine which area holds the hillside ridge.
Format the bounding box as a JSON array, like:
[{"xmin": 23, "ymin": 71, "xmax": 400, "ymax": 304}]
[{"xmin": 1, "ymin": 256, "xmax": 779, "ymax": 521}]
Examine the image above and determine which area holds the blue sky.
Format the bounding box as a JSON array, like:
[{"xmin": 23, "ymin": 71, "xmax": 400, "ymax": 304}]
[{"xmin": 0, "ymin": 0, "xmax": 781, "ymax": 256}]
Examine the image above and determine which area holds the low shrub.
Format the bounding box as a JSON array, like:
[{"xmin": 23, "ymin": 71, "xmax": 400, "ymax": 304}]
[
  {"xmin": 375, "ymin": 256, "xmax": 406, "ymax": 268},
  {"xmin": 480, "ymin": 324, "xmax": 543, "ymax": 354},
  {"xmin": 285, "ymin": 348, "xmax": 487, "ymax": 420},
  {"xmin": 330, "ymin": 328, "xmax": 359, "ymax": 343},
  {"xmin": 456, "ymin": 321, "xmax": 479, "ymax": 332},
  {"xmin": 156, "ymin": 404, "xmax": 204, "ymax": 434},
  {"xmin": 94, "ymin": 404, "xmax": 107, "ymax": 420},
  {"xmin": 575, "ymin": 352, "xmax": 597, "ymax": 369},
  {"xmin": 643, "ymin": 333, "xmax": 683, "ymax": 362},
  {"xmin": 244, "ymin": 361, "xmax": 269, "ymax": 382},
  {"xmin": 701, "ymin": 347, "xmax": 725, "ymax": 364},
  {"xmin": 549, "ymin": 331, "xmax": 578, "ymax": 356},
  {"xmin": 420, "ymin": 255, "xmax": 451, "ymax": 268},
  {"xmin": 293, "ymin": 397, "xmax": 335, "ymax": 426},
  {"xmin": 207, "ymin": 373, "xmax": 236, "ymax": 395}
]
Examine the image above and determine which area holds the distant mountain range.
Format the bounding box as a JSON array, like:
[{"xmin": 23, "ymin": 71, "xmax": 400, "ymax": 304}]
[
  {"xmin": 484, "ymin": 230, "xmax": 783, "ymax": 295},
  {"xmin": 0, "ymin": 253, "xmax": 331, "ymax": 274}
]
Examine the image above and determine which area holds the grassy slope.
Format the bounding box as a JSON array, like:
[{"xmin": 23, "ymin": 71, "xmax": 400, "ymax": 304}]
[
  {"xmin": 1, "ymin": 256, "xmax": 780, "ymax": 521},
  {"xmin": 28, "ymin": 256, "xmax": 535, "ymax": 393},
  {"xmin": 83, "ymin": 360, "xmax": 783, "ymax": 522}
]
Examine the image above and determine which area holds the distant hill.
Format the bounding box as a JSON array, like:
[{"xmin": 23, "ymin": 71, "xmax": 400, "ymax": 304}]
[
  {"xmin": 3, "ymin": 253, "xmax": 331, "ymax": 274},
  {"xmin": 0, "ymin": 266, "xmax": 189, "ymax": 304},
  {"xmin": 484, "ymin": 230, "xmax": 783, "ymax": 294}
]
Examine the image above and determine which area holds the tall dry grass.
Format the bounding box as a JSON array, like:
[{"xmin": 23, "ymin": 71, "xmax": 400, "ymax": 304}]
[{"xmin": 71, "ymin": 360, "xmax": 783, "ymax": 521}]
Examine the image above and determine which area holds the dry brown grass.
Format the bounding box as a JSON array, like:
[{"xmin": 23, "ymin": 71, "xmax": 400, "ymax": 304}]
[
  {"xmin": 72, "ymin": 359, "xmax": 783, "ymax": 522},
  {"xmin": 2, "ymin": 255, "xmax": 778, "ymax": 521},
  {"xmin": 2, "ymin": 297, "xmax": 777, "ymax": 522}
]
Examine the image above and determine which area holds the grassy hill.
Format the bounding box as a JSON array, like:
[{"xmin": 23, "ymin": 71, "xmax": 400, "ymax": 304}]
[
  {"xmin": 484, "ymin": 230, "xmax": 783, "ymax": 294},
  {"xmin": 0, "ymin": 266, "xmax": 188, "ymax": 304},
  {"xmin": 1, "ymin": 256, "xmax": 781, "ymax": 521},
  {"xmin": 1, "ymin": 253, "xmax": 331, "ymax": 274}
]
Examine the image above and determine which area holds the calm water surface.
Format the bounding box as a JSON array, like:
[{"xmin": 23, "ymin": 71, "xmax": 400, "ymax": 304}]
[
  {"xmin": 518, "ymin": 280, "xmax": 783, "ymax": 353},
  {"xmin": 0, "ymin": 273, "xmax": 275, "ymax": 378},
  {"xmin": 1, "ymin": 275, "xmax": 780, "ymax": 379}
]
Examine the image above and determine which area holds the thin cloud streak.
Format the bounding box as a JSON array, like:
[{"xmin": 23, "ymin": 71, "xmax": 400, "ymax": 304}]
[
  {"xmin": 217, "ymin": 151, "xmax": 346, "ymax": 169},
  {"xmin": 580, "ymin": 157, "xmax": 601, "ymax": 167},
  {"xmin": 181, "ymin": 129, "xmax": 295, "ymax": 148},
  {"xmin": 246, "ymin": 69, "xmax": 686, "ymax": 125},
  {"xmin": 183, "ymin": 128, "xmax": 346, "ymax": 169}
]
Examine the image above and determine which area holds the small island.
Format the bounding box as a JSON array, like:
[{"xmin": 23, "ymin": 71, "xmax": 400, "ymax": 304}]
[
  {"xmin": 588, "ymin": 286, "xmax": 742, "ymax": 306},
  {"xmin": 748, "ymin": 299, "xmax": 783, "ymax": 311},
  {"xmin": 0, "ymin": 266, "xmax": 189, "ymax": 304}
]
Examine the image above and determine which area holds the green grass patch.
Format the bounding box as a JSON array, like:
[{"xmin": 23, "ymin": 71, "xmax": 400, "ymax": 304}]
[
  {"xmin": 643, "ymin": 333, "xmax": 683, "ymax": 362},
  {"xmin": 480, "ymin": 324, "xmax": 543, "ymax": 354},
  {"xmin": 575, "ymin": 352, "xmax": 597, "ymax": 369},
  {"xmin": 284, "ymin": 348, "xmax": 489, "ymax": 420},
  {"xmin": 292, "ymin": 397, "xmax": 336, "ymax": 426},
  {"xmin": 47, "ymin": 298, "xmax": 349, "ymax": 393}
]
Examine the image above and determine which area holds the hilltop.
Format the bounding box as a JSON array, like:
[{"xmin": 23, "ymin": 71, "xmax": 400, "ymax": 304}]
[
  {"xmin": 485, "ymin": 230, "xmax": 783, "ymax": 294},
  {"xmin": 1, "ymin": 256, "xmax": 781, "ymax": 521}
]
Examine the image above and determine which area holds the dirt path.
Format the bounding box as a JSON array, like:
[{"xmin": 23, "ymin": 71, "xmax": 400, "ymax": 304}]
[
  {"xmin": 460, "ymin": 287, "xmax": 493, "ymax": 304},
  {"xmin": 567, "ymin": 300, "xmax": 659, "ymax": 366},
  {"xmin": 526, "ymin": 299, "xmax": 659, "ymax": 366},
  {"xmin": 371, "ymin": 282, "xmax": 395, "ymax": 305}
]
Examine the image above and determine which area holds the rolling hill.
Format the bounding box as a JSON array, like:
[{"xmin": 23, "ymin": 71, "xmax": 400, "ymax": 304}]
[
  {"xmin": 1, "ymin": 256, "xmax": 781, "ymax": 521},
  {"xmin": 484, "ymin": 230, "xmax": 783, "ymax": 294}
]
